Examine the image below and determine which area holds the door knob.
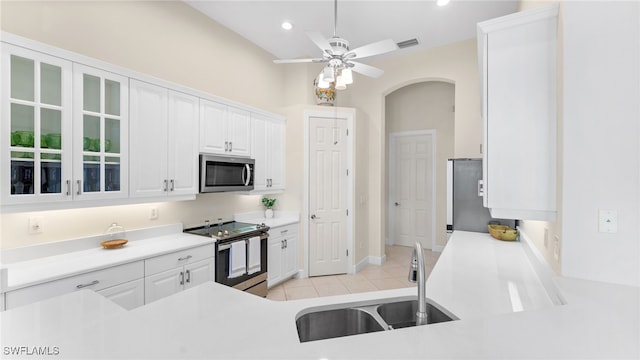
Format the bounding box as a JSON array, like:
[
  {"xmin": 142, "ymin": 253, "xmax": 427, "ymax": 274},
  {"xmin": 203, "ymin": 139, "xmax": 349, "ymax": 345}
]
[
  {"xmin": 395, "ymin": 202, "xmax": 400, "ymax": 206},
  {"xmin": 310, "ymin": 214, "xmax": 317, "ymax": 219}
]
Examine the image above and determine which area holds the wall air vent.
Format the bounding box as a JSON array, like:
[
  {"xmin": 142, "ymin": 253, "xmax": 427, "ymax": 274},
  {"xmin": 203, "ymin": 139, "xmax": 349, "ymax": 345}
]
[{"xmin": 396, "ymin": 38, "xmax": 420, "ymax": 49}]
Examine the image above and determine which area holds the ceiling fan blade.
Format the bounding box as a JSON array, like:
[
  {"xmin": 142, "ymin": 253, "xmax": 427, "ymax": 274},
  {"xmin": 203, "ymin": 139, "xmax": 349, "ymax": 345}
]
[
  {"xmin": 345, "ymin": 39, "xmax": 398, "ymax": 60},
  {"xmin": 307, "ymin": 32, "xmax": 333, "ymax": 53},
  {"xmin": 273, "ymin": 58, "xmax": 325, "ymax": 64},
  {"xmin": 350, "ymin": 61, "xmax": 385, "ymax": 78}
]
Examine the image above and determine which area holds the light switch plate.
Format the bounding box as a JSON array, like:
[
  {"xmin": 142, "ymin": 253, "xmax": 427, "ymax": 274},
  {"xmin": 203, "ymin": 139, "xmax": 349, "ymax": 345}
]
[{"xmin": 598, "ymin": 209, "xmax": 618, "ymax": 233}]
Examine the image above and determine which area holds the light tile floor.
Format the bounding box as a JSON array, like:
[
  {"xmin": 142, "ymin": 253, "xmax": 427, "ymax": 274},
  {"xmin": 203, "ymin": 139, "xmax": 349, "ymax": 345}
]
[{"xmin": 267, "ymin": 245, "xmax": 440, "ymax": 301}]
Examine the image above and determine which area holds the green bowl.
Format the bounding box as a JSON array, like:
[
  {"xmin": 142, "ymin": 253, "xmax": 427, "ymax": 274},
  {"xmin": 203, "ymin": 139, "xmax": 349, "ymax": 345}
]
[
  {"xmin": 14, "ymin": 131, "xmax": 34, "ymax": 147},
  {"xmin": 46, "ymin": 133, "xmax": 61, "ymax": 149}
]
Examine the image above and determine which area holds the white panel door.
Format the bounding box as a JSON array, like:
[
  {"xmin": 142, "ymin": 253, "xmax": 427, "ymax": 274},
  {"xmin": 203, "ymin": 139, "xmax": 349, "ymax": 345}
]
[
  {"xmin": 227, "ymin": 107, "xmax": 251, "ymax": 157},
  {"xmin": 183, "ymin": 258, "xmax": 214, "ymax": 290},
  {"xmin": 144, "ymin": 267, "xmax": 182, "ymax": 304},
  {"xmin": 251, "ymin": 113, "xmax": 269, "ymax": 190},
  {"xmin": 391, "ymin": 134, "xmax": 434, "ymax": 249},
  {"xmin": 199, "ymin": 99, "xmax": 228, "ymax": 154},
  {"xmin": 309, "ymin": 117, "xmax": 348, "ymax": 276},
  {"xmin": 167, "ymin": 90, "xmax": 199, "ymax": 196},
  {"xmin": 98, "ymin": 278, "xmax": 144, "ymax": 310},
  {"xmin": 129, "ymin": 79, "xmax": 168, "ymax": 197}
]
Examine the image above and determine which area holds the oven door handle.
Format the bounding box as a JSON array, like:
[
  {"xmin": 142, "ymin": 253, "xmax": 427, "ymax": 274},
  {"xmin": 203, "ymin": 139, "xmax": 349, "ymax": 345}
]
[{"xmin": 217, "ymin": 238, "xmax": 247, "ymax": 252}]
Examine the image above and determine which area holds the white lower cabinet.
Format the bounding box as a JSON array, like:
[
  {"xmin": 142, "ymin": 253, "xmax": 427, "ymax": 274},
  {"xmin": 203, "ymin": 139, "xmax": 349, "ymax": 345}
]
[
  {"xmin": 267, "ymin": 223, "xmax": 298, "ymax": 288},
  {"xmin": 144, "ymin": 244, "xmax": 214, "ymax": 304},
  {"xmin": 97, "ymin": 278, "xmax": 144, "ymax": 310},
  {"xmin": 5, "ymin": 261, "xmax": 144, "ymax": 310}
]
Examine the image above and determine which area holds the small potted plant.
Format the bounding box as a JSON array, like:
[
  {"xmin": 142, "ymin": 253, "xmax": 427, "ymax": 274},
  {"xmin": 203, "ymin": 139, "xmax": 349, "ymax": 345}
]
[{"xmin": 261, "ymin": 197, "xmax": 276, "ymax": 219}]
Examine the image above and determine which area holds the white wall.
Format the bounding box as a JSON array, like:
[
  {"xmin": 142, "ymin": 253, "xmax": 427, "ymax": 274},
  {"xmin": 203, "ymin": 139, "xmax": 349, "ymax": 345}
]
[{"xmin": 561, "ymin": 1, "xmax": 639, "ymax": 287}]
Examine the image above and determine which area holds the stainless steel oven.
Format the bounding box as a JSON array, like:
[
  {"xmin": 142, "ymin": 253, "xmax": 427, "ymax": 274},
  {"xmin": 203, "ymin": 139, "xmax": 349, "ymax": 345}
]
[{"xmin": 184, "ymin": 221, "xmax": 269, "ymax": 297}]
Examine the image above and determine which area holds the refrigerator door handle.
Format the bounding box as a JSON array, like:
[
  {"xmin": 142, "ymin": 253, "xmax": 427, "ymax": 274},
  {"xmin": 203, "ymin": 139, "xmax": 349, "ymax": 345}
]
[{"xmin": 478, "ymin": 179, "xmax": 484, "ymax": 197}]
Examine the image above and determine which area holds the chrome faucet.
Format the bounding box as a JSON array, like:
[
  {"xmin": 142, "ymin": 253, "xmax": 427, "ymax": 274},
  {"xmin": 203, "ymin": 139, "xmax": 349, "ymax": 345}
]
[{"xmin": 408, "ymin": 241, "xmax": 428, "ymax": 326}]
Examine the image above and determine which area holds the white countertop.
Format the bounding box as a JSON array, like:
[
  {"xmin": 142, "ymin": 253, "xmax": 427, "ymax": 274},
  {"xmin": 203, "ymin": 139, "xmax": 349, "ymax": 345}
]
[
  {"xmin": 2, "ymin": 226, "xmax": 213, "ymax": 292},
  {"xmin": 1, "ymin": 231, "xmax": 638, "ymax": 359}
]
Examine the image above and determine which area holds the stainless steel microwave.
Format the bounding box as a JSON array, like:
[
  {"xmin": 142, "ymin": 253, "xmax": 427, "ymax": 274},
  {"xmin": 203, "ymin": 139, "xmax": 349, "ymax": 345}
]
[{"xmin": 199, "ymin": 154, "xmax": 254, "ymax": 193}]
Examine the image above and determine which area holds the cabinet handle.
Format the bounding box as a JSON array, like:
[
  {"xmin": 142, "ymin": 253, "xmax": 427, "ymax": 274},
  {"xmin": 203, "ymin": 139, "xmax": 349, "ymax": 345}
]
[
  {"xmin": 186, "ymin": 270, "xmax": 191, "ymax": 283},
  {"xmin": 76, "ymin": 280, "xmax": 99, "ymax": 289},
  {"xmin": 284, "ymin": 239, "xmax": 288, "ymax": 248},
  {"xmin": 225, "ymin": 141, "xmax": 229, "ymax": 151},
  {"xmin": 178, "ymin": 255, "xmax": 193, "ymax": 262},
  {"xmin": 478, "ymin": 180, "xmax": 484, "ymax": 197},
  {"xmin": 66, "ymin": 180, "xmax": 71, "ymax": 196},
  {"xmin": 76, "ymin": 180, "xmax": 82, "ymax": 195},
  {"xmin": 180, "ymin": 271, "xmax": 184, "ymax": 285},
  {"xmin": 229, "ymin": 142, "xmax": 233, "ymax": 152},
  {"xmin": 170, "ymin": 179, "xmax": 175, "ymax": 192},
  {"xmin": 281, "ymin": 240, "xmax": 285, "ymax": 249},
  {"xmin": 163, "ymin": 179, "xmax": 168, "ymax": 192}
]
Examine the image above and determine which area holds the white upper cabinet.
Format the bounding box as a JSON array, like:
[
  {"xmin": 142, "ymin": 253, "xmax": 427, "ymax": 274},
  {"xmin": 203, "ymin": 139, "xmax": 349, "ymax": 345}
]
[
  {"xmin": 129, "ymin": 80, "xmax": 198, "ymax": 198},
  {"xmin": 478, "ymin": 4, "xmax": 558, "ymax": 221},
  {"xmin": 73, "ymin": 64, "xmax": 129, "ymax": 201},
  {"xmin": 199, "ymin": 99, "xmax": 251, "ymax": 157},
  {"xmin": 167, "ymin": 90, "xmax": 199, "ymax": 196},
  {"xmin": 251, "ymin": 113, "xmax": 285, "ymax": 193},
  {"xmin": 1, "ymin": 43, "xmax": 74, "ymax": 205}
]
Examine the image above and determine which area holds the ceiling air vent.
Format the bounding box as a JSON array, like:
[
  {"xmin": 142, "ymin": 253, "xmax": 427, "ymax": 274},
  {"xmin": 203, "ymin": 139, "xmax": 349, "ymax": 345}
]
[{"xmin": 397, "ymin": 38, "xmax": 420, "ymax": 49}]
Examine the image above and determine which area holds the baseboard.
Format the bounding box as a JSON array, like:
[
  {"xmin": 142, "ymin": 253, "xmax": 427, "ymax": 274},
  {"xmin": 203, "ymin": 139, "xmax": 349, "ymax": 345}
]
[
  {"xmin": 518, "ymin": 226, "xmax": 567, "ymax": 306},
  {"xmin": 432, "ymin": 245, "xmax": 445, "ymax": 252}
]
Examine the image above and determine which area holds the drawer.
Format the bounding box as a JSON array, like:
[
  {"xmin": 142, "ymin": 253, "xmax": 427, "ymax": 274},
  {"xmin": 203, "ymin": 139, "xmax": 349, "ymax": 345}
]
[
  {"xmin": 6, "ymin": 261, "xmax": 144, "ymax": 310},
  {"xmin": 145, "ymin": 244, "xmax": 214, "ymax": 276},
  {"xmin": 268, "ymin": 223, "xmax": 298, "ymax": 239}
]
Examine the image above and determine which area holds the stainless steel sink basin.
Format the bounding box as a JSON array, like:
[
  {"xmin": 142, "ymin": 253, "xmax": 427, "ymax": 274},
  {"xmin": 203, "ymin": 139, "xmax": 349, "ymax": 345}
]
[
  {"xmin": 295, "ymin": 297, "xmax": 458, "ymax": 342},
  {"xmin": 296, "ymin": 308, "xmax": 385, "ymax": 342},
  {"xmin": 376, "ymin": 300, "xmax": 456, "ymax": 329}
]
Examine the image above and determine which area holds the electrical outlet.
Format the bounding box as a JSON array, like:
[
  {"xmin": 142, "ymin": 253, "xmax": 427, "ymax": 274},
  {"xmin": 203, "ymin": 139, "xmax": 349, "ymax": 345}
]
[
  {"xmin": 29, "ymin": 217, "xmax": 43, "ymax": 234},
  {"xmin": 543, "ymin": 228, "xmax": 549, "ymax": 249},
  {"xmin": 553, "ymin": 235, "xmax": 560, "ymax": 261},
  {"xmin": 149, "ymin": 206, "xmax": 159, "ymax": 220}
]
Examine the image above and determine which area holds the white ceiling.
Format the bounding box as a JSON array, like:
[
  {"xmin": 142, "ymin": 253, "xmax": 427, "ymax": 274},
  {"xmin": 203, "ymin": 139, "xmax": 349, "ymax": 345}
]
[{"xmin": 185, "ymin": 0, "xmax": 521, "ymax": 62}]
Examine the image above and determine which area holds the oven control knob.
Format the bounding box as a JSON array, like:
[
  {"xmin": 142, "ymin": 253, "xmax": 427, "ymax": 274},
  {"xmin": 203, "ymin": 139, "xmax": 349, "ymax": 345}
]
[
  {"xmin": 223, "ymin": 230, "xmax": 229, "ymax": 236},
  {"xmin": 217, "ymin": 231, "xmax": 223, "ymax": 237},
  {"xmin": 261, "ymin": 223, "xmax": 266, "ymax": 228}
]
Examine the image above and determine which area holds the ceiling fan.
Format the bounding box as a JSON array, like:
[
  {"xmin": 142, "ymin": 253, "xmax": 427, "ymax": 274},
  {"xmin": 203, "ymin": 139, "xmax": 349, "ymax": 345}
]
[{"xmin": 273, "ymin": 0, "xmax": 399, "ymax": 87}]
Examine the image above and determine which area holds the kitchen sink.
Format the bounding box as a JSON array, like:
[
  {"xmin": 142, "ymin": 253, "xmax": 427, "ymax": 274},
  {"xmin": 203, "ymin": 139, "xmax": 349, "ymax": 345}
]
[
  {"xmin": 376, "ymin": 300, "xmax": 456, "ymax": 329},
  {"xmin": 296, "ymin": 307, "xmax": 385, "ymax": 342},
  {"xmin": 295, "ymin": 297, "xmax": 458, "ymax": 342}
]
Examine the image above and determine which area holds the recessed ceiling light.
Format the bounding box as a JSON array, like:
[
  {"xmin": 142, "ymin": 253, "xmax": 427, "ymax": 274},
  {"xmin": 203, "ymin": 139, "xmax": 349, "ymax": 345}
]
[
  {"xmin": 281, "ymin": 21, "xmax": 293, "ymax": 30},
  {"xmin": 437, "ymin": 0, "xmax": 451, "ymax": 6}
]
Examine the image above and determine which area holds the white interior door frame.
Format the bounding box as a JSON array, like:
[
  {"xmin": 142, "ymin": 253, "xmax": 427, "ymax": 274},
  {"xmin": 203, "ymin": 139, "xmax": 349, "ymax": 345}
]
[
  {"xmin": 303, "ymin": 108, "xmax": 354, "ymax": 277},
  {"xmin": 388, "ymin": 130, "xmax": 437, "ymax": 250}
]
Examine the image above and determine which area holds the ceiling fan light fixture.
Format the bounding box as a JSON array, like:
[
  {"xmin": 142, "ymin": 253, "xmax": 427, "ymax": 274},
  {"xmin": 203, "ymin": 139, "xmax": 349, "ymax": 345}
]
[
  {"xmin": 335, "ymin": 75, "xmax": 347, "ymax": 90},
  {"xmin": 316, "ymin": 73, "xmax": 331, "ymax": 89},
  {"xmin": 322, "ymin": 66, "xmax": 335, "ymax": 82},
  {"xmin": 341, "ymin": 68, "xmax": 353, "ymax": 85}
]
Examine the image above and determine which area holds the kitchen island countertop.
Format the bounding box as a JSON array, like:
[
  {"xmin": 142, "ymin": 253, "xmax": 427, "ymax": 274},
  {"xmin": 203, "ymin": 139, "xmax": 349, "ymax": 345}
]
[{"xmin": 1, "ymin": 231, "xmax": 638, "ymax": 359}]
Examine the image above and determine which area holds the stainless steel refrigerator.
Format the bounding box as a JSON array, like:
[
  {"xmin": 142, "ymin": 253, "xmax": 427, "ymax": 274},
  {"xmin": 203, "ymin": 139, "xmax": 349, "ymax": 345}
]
[{"xmin": 446, "ymin": 158, "xmax": 516, "ymax": 233}]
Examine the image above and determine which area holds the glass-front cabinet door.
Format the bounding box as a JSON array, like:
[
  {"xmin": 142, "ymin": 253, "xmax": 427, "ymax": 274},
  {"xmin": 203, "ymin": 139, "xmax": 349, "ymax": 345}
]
[
  {"xmin": 1, "ymin": 43, "xmax": 73, "ymax": 205},
  {"xmin": 73, "ymin": 64, "xmax": 128, "ymax": 200}
]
